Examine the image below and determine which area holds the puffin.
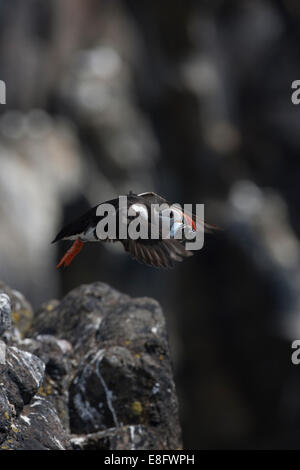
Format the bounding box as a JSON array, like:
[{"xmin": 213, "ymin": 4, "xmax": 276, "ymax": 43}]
[{"xmin": 52, "ymin": 191, "xmax": 215, "ymax": 269}]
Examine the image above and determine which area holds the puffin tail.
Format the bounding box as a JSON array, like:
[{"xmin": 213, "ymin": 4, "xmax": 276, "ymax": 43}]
[{"xmin": 56, "ymin": 239, "xmax": 84, "ymax": 269}]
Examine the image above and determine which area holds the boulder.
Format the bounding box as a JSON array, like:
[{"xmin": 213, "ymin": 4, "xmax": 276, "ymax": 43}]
[
  {"xmin": 0, "ymin": 340, "xmax": 70, "ymax": 450},
  {"xmin": 0, "ymin": 282, "xmax": 182, "ymax": 450}
]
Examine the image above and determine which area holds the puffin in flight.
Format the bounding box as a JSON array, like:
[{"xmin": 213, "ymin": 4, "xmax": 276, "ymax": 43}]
[{"xmin": 52, "ymin": 191, "xmax": 214, "ymax": 269}]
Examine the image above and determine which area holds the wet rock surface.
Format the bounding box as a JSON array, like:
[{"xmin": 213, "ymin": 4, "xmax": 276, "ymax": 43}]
[{"xmin": 0, "ymin": 281, "xmax": 182, "ymax": 450}]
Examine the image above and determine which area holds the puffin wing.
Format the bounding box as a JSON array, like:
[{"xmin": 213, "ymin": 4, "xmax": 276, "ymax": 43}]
[
  {"xmin": 124, "ymin": 192, "xmax": 194, "ymax": 267},
  {"xmin": 137, "ymin": 191, "xmax": 170, "ymax": 206},
  {"xmin": 121, "ymin": 238, "xmax": 193, "ymax": 268}
]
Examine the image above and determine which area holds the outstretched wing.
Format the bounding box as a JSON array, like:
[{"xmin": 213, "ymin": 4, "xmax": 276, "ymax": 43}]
[{"xmin": 121, "ymin": 238, "xmax": 193, "ymax": 268}]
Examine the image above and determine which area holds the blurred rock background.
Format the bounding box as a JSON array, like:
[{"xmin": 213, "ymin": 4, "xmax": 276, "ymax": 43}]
[{"xmin": 0, "ymin": 0, "xmax": 300, "ymax": 449}]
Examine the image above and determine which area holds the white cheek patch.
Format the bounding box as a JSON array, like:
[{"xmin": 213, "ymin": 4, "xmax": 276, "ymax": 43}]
[{"xmin": 129, "ymin": 203, "xmax": 149, "ymax": 221}]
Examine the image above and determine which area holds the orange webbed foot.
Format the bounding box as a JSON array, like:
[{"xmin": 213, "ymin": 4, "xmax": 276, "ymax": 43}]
[{"xmin": 56, "ymin": 239, "xmax": 84, "ymax": 269}]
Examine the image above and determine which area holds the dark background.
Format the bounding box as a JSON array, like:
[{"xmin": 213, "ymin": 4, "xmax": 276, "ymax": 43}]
[{"xmin": 1, "ymin": 0, "xmax": 300, "ymax": 449}]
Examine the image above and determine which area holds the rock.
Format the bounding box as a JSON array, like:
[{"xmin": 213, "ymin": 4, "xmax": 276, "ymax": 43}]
[
  {"xmin": 0, "ymin": 387, "xmax": 12, "ymax": 444},
  {"xmin": 0, "ymin": 340, "xmax": 71, "ymax": 450},
  {"xmin": 0, "ymin": 343, "xmax": 44, "ymax": 413},
  {"xmin": 0, "ymin": 294, "xmax": 11, "ymax": 335},
  {"xmin": 0, "ymin": 341, "xmax": 6, "ymax": 365},
  {"xmin": 31, "ymin": 283, "xmax": 129, "ymax": 358},
  {"xmin": 71, "ymin": 425, "xmax": 180, "ymax": 450},
  {"xmin": 16, "ymin": 334, "xmax": 73, "ymax": 430},
  {"xmin": 0, "ymin": 282, "xmax": 33, "ymax": 339},
  {"xmin": 30, "ymin": 282, "xmax": 182, "ymax": 449},
  {"xmin": 0, "ymin": 281, "xmax": 182, "ymax": 450},
  {"xmin": 1, "ymin": 396, "xmax": 70, "ymax": 450}
]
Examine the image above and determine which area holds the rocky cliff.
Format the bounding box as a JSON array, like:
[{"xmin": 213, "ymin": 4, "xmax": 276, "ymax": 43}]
[{"xmin": 0, "ymin": 282, "xmax": 181, "ymax": 450}]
